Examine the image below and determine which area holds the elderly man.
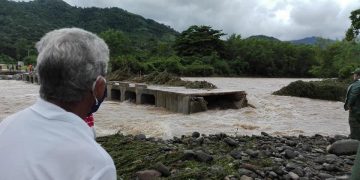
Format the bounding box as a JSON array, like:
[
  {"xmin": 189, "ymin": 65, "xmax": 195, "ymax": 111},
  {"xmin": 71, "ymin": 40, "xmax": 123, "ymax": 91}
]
[
  {"xmin": 344, "ymin": 68, "xmax": 360, "ymax": 140},
  {"xmin": 0, "ymin": 28, "xmax": 116, "ymax": 180}
]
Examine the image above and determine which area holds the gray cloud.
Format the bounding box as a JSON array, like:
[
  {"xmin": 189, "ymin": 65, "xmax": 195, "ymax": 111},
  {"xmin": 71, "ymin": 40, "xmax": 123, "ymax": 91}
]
[{"xmin": 12, "ymin": 0, "xmax": 360, "ymax": 40}]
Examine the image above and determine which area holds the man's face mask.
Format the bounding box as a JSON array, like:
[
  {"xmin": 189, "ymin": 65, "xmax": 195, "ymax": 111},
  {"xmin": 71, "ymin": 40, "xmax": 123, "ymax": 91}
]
[{"xmin": 87, "ymin": 76, "xmax": 107, "ymax": 116}]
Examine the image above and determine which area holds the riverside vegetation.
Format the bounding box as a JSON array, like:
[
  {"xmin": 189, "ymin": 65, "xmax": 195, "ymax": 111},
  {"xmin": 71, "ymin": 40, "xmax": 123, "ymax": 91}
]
[
  {"xmin": 273, "ymin": 79, "xmax": 349, "ymax": 102},
  {"xmin": 2, "ymin": 0, "xmax": 360, "ymax": 80},
  {"xmin": 108, "ymin": 71, "xmax": 217, "ymax": 89}
]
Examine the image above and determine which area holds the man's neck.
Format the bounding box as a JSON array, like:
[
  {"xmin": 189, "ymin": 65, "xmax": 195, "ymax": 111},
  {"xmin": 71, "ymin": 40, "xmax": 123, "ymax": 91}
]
[{"xmin": 48, "ymin": 99, "xmax": 88, "ymax": 119}]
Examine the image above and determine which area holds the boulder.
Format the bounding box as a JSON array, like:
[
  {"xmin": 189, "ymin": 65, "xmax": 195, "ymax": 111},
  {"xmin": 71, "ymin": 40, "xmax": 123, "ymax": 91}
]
[
  {"xmin": 192, "ymin": 131, "xmax": 200, "ymax": 138},
  {"xmin": 195, "ymin": 150, "xmax": 213, "ymax": 163},
  {"xmin": 327, "ymin": 139, "xmax": 359, "ymax": 155},
  {"xmin": 224, "ymin": 137, "xmax": 238, "ymax": 146}
]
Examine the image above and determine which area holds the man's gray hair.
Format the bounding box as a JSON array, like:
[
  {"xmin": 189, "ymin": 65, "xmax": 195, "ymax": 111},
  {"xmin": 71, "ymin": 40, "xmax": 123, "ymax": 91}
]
[{"xmin": 36, "ymin": 28, "xmax": 109, "ymax": 102}]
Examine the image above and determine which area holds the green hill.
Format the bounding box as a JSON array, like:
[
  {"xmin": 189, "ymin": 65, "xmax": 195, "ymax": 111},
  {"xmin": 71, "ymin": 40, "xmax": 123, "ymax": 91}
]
[
  {"xmin": 289, "ymin": 36, "xmax": 336, "ymax": 45},
  {"xmin": 246, "ymin": 35, "xmax": 281, "ymax": 42},
  {"xmin": 0, "ymin": 0, "xmax": 178, "ymax": 60}
]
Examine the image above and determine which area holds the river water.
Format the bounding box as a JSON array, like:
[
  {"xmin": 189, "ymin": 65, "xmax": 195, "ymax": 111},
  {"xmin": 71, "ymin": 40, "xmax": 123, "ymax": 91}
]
[{"xmin": 0, "ymin": 78, "xmax": 349, "ymax": 139}]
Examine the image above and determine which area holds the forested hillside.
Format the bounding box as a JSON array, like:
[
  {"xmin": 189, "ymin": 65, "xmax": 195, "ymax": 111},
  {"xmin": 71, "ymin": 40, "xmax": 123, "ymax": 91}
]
[{"xmin": 0, "ymin": 0, "xmax": 177, "ymax": 63}]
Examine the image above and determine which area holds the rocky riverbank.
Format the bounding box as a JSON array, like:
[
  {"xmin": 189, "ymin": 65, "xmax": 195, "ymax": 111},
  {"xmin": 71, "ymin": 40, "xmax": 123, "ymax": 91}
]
[{"xmin": 97, "ymin": 132, "xmax": 356, "ymax": 180}]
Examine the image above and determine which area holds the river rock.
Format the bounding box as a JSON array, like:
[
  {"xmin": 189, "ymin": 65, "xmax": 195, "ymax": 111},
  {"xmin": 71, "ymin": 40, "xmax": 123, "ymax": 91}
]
[
  {"xmin": 335, "ymin": 174, "xmax": 351, "ymax": 180},
  {"xmin": 195, "ymin": 150, "xmax": 213, "ymax": 162},
  {"xmin": 134, "ymin": 134, "xmax": 146, "ymax": 141},
  {"xmin": 154, "ymin": 162, "xmax": 170, "ymax": 177},
  {"xmin": 268, "ymin": 171, "xmax": 278, "ymax": 178},
  {"xmin": 322, "ymin": 163, "xmax": 338, "ymax": 172},
  {"xmin": 240, "ymin": 175, "xmax": 253, "ymax": 180},
  {"xmin": 160, "ymin": 147, "xmax": 172, "ymax": 153},
  {"xmin": 135, "ymin": 170, "xmax": 161, "ymax": 180},
  {"xmin": 324, "ymin": 154, "xmax": 338, "ymax": 164},
  {"xmin": 301, "ymin": 144, "xmax": 312, "ymax": 152},
  {"xmin": 284, "ymin": 149, "xmax": 297, "ymax": 159},
  {"xmin": 327, "ymin": 139, "xmax": 359, "ymax": 155},
  {"xmin": 285, "ymin": 163, "xmax": 298, "ymax": 171},
  {"xmin": 192, "ymin": 131, "xmax": 200, "ymax": 138},
  {"xmin": 288, "ymin": 172, "xmax": 300, "ymax": 180},
  {"xmin": 241, "ymin": 163, "xmax": 258, "ymax": 172},
  {"xmin": 238, "ymin": 168, "xmax": 253, "ymax": 176},
  {"xmin": 172, "ymin": 136, "xmax": 182, "ymax": 143},
  {"xmin": 224, "ymin": 137, "xmax": 238, "ymax": 146},
  {"xmin": 292, "ymin": 167, "xmax": 304, "ymax": 177},
  {"xmin": 216, "ymin": 133, "xmax": 227, "ymax": 139},
  {"xmin": 245, "ymin": 149, "xmax": 259, "ymax": 158},
  {"xmin": 313, "ymin": 148, "xmax": 325, "ymax": 153},
  {"xmin": 317, "ymin": 172, "xmax": 334, "ymax": 179},
  {"xmin": 224, "ymin": 175, "xmax": 238, "ymax": 180},
  {"xmin": 230, "ymin": 150, "xmax": 242, "ymax": 159},
  {"xmin": 182, "ymin": 150, "xmax": 196, "ymax": 160},
  {"xmin": 286, "ymin": 140, "xmax": 297, "ymax": 147},
  {"xmin": 195, "ymin": 136, "xmax": 204, "ymax": 145}
]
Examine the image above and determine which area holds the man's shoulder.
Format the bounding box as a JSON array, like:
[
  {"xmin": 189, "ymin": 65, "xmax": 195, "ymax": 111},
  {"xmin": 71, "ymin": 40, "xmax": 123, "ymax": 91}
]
[
  {"xmin": 353, "ymin": 80, "xmax": 360, "ymax": 87},
  {"xmin": 0, "ymin": 107, "xmax": 32, "ymax": 129}
]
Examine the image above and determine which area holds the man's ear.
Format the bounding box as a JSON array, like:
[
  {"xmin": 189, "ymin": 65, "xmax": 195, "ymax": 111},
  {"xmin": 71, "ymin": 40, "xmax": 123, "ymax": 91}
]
[{"xmin": 94, "ymin": 76, "xmax": 106, "ymax": 100}]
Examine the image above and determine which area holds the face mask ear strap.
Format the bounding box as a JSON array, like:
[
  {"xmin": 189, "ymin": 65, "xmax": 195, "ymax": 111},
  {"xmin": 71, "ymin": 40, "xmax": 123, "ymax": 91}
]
[{"xmin": 92, "ymin": 76, "xmax": 103, "ymax": 105}]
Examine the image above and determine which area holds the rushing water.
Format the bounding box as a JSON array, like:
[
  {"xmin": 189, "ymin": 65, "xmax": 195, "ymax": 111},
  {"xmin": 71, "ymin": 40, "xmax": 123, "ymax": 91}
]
[{"xmin": 0, "ymin": 78, "xmax": 349, "ymax": 139}]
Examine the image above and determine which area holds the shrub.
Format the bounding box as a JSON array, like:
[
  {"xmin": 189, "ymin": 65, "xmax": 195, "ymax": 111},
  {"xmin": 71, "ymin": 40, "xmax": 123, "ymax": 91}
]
[
  {"xmin": 111, "ymin": 55, "xmax": 144, "ymax": 74},
  {"xmin": 0, "ymin": 54, "xmax": 15, "ymax": 64},
  {"xmin": 273, "ymin": 79, "xmax": 347, "ymax": 101},
  {"xmin": 145, "ymin": 56, "xmax": 184, "ymax": 75},
  {"xmin": 183, "ymin": 64, "xmax": 214, "ymax": 77},
  {"xmin": 338, "ymin": 65, "xmax": 356, "ymax": 79},
  {"xmin": 133, "ymin": 71, "xmax": 217, "ymax": 89}
]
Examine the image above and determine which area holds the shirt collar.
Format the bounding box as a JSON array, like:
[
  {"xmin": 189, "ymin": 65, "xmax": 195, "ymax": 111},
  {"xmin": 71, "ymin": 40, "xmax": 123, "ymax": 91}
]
[{"xmin": 30, "ymin": 98, "xmax": 91, "ymax": 134}]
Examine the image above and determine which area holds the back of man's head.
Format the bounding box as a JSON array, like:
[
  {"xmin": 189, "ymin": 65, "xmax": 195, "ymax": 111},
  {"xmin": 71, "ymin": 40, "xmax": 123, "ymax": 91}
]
[{"xmin": 35, "ymin": 28, "xmax": 109, "ymax": 102}]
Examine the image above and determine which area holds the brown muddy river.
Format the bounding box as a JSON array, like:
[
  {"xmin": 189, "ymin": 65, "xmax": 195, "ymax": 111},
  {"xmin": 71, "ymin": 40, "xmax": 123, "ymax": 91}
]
[{"xmin": 0, "ymin": 78, "xmax": 348, "ymax": 139}]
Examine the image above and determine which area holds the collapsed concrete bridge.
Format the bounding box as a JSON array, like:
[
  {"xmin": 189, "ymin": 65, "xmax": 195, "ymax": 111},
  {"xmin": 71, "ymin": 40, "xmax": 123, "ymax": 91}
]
[
  {"xmin": 107, "ymin": 81, "xmax": 247, "ymax": 114},
  {"xmin": 17, "ymin": 73, "xmax": 248, "ymax": 114}
]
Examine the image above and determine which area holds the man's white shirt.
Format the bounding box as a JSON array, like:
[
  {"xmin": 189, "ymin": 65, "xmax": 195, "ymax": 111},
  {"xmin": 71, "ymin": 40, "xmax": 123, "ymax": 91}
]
[{"xmin": 0, "ymin": 98, "xmax": 116, "ymax": 180}]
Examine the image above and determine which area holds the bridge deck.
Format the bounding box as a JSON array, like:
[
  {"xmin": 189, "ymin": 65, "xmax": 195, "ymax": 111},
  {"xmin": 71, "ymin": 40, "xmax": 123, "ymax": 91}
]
[{"xmin": 17, "ymin": 75, "xmax": 248, "ymax": 114}]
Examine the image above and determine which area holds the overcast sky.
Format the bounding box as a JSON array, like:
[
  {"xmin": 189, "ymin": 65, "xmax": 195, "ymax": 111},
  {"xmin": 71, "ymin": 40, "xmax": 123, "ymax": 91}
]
[{"xmin": 15, "ymin": 0, "xmax": 360, "ymax": 40}]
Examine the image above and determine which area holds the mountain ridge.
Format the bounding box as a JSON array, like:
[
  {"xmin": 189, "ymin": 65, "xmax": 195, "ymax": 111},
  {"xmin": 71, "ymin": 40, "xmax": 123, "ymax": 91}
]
[
  {"xmin": 0, "ymin": 0, "xmax": 178, "ymax": 58},
  {"xmin": 245, "ymin": 34, "xmax": 337, "ymax": 45}
]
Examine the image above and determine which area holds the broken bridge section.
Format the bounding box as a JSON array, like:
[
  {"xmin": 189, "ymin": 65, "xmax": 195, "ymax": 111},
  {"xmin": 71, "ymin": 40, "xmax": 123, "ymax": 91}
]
[
  {"xmin": 107, "ymin": 81, "xmax": 247, "ymax": 114},
  {"xmin": 20, "ymin": 76, "xmax": 248, "ymax": 114}
]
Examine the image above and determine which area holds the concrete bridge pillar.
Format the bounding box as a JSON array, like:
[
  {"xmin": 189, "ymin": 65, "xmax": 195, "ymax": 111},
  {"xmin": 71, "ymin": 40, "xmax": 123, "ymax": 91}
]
[
  {"xmin": 135, "ymin": 84, "xmax": 147, "ymax": 104},
  {"xmin": 30, "ymin": 73, "xmax": 34, "ymax": 83},
  {"xmin": 107, "ymin": 82, "xmax": 130, "ymax": 101},
  {"xmin": 120, "ymin": 88, "xmax": 126, "ymax": 101},
  {"xmin": 34, "ymin": 74, "xmax": 39, "ymax": 84},
  {"xmin": 119, "ymin": 82, "xmax": 129, "ymax": 102}
]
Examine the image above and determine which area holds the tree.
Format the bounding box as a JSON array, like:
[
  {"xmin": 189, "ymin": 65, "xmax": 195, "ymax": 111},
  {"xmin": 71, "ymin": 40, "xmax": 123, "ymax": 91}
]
[
  {"xmin": 224, "ymin": 34, "xmax": 242, "ymax": 60},
  {"xmin": 173, "ymin": 25, "xmax": 225, "ymax": 57},
  {"xmin": 15, "ymin": 38, "xmax": 29, "ymax": 61},
  {"xmin": 0, "ymin": 54, "xmax": 15, "ymax": 64},
  {"xmin": 345, "ymin": 9, "xmax": 360, "ymax": 41},
  {"xmin": 99, "ymin": 29, "xmax": 132, "ymax": 57},
  {"xmin": 23, "ymin": 55, "xmax": 37, "ymax": 66}
]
